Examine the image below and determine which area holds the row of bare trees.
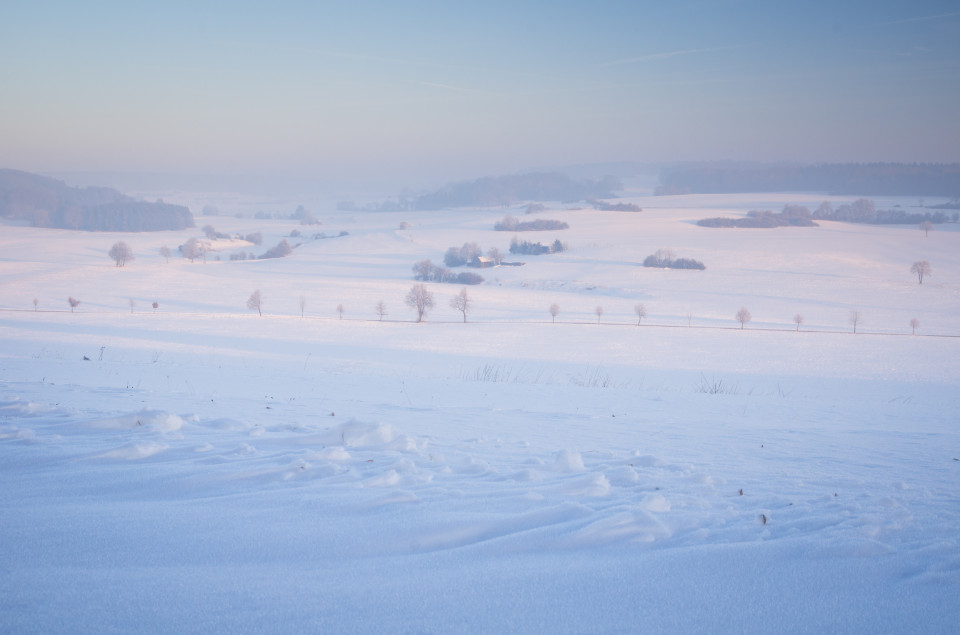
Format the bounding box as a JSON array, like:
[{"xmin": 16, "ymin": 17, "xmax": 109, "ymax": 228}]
[
  {"xmin": 735, "ymin": 306, "xmax": 921, "ymax": 334},
  {"xmin": 42, "ymin": 289, "xmax": 928, "ymax": 334},
  {"xmin": 244, "ymin": 285, "xmax": 472, "ymax": 324}
]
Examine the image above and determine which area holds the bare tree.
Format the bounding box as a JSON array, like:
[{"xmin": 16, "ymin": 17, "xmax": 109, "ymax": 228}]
[
  {"xmin": 793, "ymin": 314, "xmax": 804, "ymax": 331},
  {"xmin": 634, "ymin": 303, "xmax": 647, "ymax": 325},
  {"xmin": 920, "ymin": 220, "xmax": 933, "ymax": 237},
  {"xmin": 129, "ymin": 298, "xmax": 136, "ymax": 314},
  {"xmin": 247, "ymin": 290, "xmax": 262, "ymax": 316},
  {"xmin": 405, "ymin": 283, "xmax": 434, "ymax": 322},
  {"xmin": 910, "ymin": 317, "xmax": 920, "ymax": 335},
  {"xmin": 299, "ymin": 295, "xmax": 306, "ymax": 318},
  {"xmin": 595, "ymin": 306, "xmax": 604, "ymax": 324},
  {"xmin": 849, "ymin": 309, "xmax": 861, "ymax": 333},
  {"xmin": 735, "ymin": 306, "xmax": 751, "ymax": 329},
  {"xmin": 375, "ymin": 300, "xmax": 387, "ymax": 321},
  {"xmin": 109, "ymin": 241, "xmax": 134, "ymax": 267},
  {"xmin": 910, "ymin": 260, "xmax": 931, "ymax": 284},
  {"xmin": 68, "ymin": 297, "xmax": 80, "ymax": 313},
  {"xmin": 686, "ymin": 312, "xmax": 692, "ymax": 327},
  {"xmin": 450, "ymin": 288, "xmax": 472, "ymax": 322},
  {"xmin": 549, "ymin": 303, "xmax": 560, "ymax": 323},
  {"xmin": 336, "ymin": 303, "xmax": 345, "ymax": 320},
  {"xmin": 158, "ymin": 245, "xmax": 172, "ymax": 263},
  {"xmin": 33, "ymin": 297, "xmax": 39, "ymax": 311}
]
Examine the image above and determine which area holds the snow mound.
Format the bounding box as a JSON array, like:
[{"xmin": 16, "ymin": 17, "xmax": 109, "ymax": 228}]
[
  {"xmin": 310, "ymin": 446, "xmax": 351, "ymax": 460},
  {"xmin": 95, "ymin": 442, "xmax": 168, "ymax": 460},
  {"xmin": 567, "ymin": 509, "xmax": 672, "ymax": 546},
  {"xmin": 565, "ymin": 472, "xmax": 611, "ymax": 497},
  {"xmin": 0, "ymin": 426, "xmax": 37, "ymax": 441},
  {"xmin": 605, "ymin": 465, "xmax": 640, "ymax": 486},
  {"xmin": 0, "ymin": 400, "xmax": 54, "ymax": 417},
  {"xmin": 87, "ymin": 410, "xmax": 185, "ymax": 432},
  {"xmin": 320, "ymin": 419, "xmax": 405, "ymax": 448},
  {"xmin": 638, "ymin": 493, "xmax": 671, "ymax": 512},
  {"xmin": 553, "ymin": 449, "xmax": 585, "ymax": 473}
]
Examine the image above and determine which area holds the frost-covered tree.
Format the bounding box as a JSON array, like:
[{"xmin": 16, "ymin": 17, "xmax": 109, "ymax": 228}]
[
  {"xmin": 736, "ymin": 307, "xmax": 751, "ymax": 329},
  {"xmin": 375, "ymin": 300, "xmax": 387, "ymax": 321},
  {"xmin": 634, "ymin": 303, "xmax": 647, "ymax": 325},
  {"xmin": 109, "ymin": 241, "xmax": 134, "ymax": 267},
  {"xmin": 158, "ymin": 245, "xmax": 172, "ymax": 263},
  {"xmin": 33, "ymin": 297, "xmax": 39, "ymax": 311},
  {"xmin": 910, "ymin": 317, "xmax": 920, "ymax": 335},
  {"xmin": 793, "ymin": 314, "xmax": 804, "ymax": 331},
  {"xmin": 549, "ymin": 303, "xmax": 560, "ymax": 323},
  {"xmin": 910, "ymin": 260, "xmax": 931, "ymax": 284},
  {"xmin": 182, "ymin": 238, "xmax": 204, "ymax": 262},
  {"xmin": 247, "ymin": 290, "xmax": 262, "ymax": 316},
  {"xmin": 920, "ymin": 220, "xmax": 933, "ymax": 237},
  {"xmin": 487, "ymin": 246, "xmax": 503, "ymax": 265},
  {"xmin": 652, "ymin": 248, "xmax": 675, "ymax": 267},
  {"xmin": 299, "ymin": 295, "xmax": 306, "ymax": 318},
  {"xmin": 68, "ymin": 297, "xmax": 80, "ymax": 313},
  {"xmin": 129, "ymin": 298, "xmax": 136, "ymax": 314},
  {"xmin": 595, "ymin": 306, "xmax": 604, "ymax": 324},
  {"xmin": 450, "ymin": 288, "xmax": 472, "ymax": 322},
  {"xmin": 406, "ymin": 283, "xmax": 434, "ymax": 322},
  {"xmin": 336, "ymin": 303, "xmax": 345, "ymax": 320}
]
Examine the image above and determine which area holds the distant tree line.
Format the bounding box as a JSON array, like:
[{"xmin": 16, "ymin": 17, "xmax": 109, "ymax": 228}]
[
  {"xmin": 413, "ymin": 172, "xmax": 622, "ymax": 210},
  {"xmin": 336, "ymin": 198, "xmax": 412, "ymax": 212},
  {"xmin": 656, "ymin": 162, "xmax": 960, "ymax": 197},
  {"xmin": 412, "ymin": 259, "xmax": 484, "ymax": 285},
  {"xmin": 698, "ymin": 205, "xmax": 819, "ymax": 228},
  {"xmin": 0, "ymin": 169, "xmax": 194, "ymax": 231},
  {"xmin": 812, "ymin": 199, "xmax": 953, "ymax": 224},
  {"xmin": 444, "ymin": 243, "xmax": 486, "ymax": 267},
  {"xmin": 642, "ymin": 249, "xmax": 705, "ymax": 270},
  {"xmin": 509, "ymin": 237, "xmax": 566, "ymax": 255},
  {"xmin": 494, "ymin": 215, "xmax": 569, "ymax": 231},
  {"xmin": 589, "ymin": 199, "xmax": 642, "ymax": 212},
  {"xmin": 698, "ymin": 200, "xmax": 954, "ymax": 227}
]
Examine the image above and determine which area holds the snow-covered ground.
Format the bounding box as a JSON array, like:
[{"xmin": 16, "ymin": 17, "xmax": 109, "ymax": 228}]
[{"xmin": 1, "ymin": 191, "xmax": 958, "ymax": 632}]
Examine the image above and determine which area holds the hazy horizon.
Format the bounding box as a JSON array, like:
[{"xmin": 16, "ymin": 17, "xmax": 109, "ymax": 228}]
[{"xmin": 3, "ymin": 1, "xmax": 959, "ymax": 195}]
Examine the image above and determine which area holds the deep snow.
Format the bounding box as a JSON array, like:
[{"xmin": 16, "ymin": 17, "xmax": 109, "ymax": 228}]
[{"xmin": 1, "ymin": 190, "xmax": 958, "ymax": 633}]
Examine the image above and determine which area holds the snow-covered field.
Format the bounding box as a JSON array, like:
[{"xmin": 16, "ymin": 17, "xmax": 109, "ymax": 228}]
[{"xmin": 2, "ymin": 191, "xmax": 958, "ymax": 633}]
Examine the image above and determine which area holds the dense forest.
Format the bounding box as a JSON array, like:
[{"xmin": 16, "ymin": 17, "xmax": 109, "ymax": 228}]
[
  {"xmin": 656, "ymin": 163, "xmax": 960, "ymax": 197},
  {"xmin": 0, "ymin": 169, "xmax": 194, "ymax": 231}
]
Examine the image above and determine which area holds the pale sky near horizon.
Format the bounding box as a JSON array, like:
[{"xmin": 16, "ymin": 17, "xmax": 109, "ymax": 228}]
[{"xmin": 2, "ymin": 1, "xmax": 959, "ymax": 189}]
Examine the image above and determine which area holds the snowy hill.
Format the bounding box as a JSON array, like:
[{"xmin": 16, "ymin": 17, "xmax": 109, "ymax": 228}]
[{"xmin": 1, "ymin": 189, "xmax": 958, "ymax": 632}]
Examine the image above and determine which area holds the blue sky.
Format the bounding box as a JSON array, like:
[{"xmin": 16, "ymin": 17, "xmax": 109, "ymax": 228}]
[{"xmin": 2, "ymin": 1, "xmax": 959, "ymax": 188}]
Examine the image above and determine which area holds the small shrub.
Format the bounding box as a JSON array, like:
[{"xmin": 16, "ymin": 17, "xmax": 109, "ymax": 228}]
[{"xmin": 455, "ymin": 272, "xmax": 484, "ymax": 285}]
